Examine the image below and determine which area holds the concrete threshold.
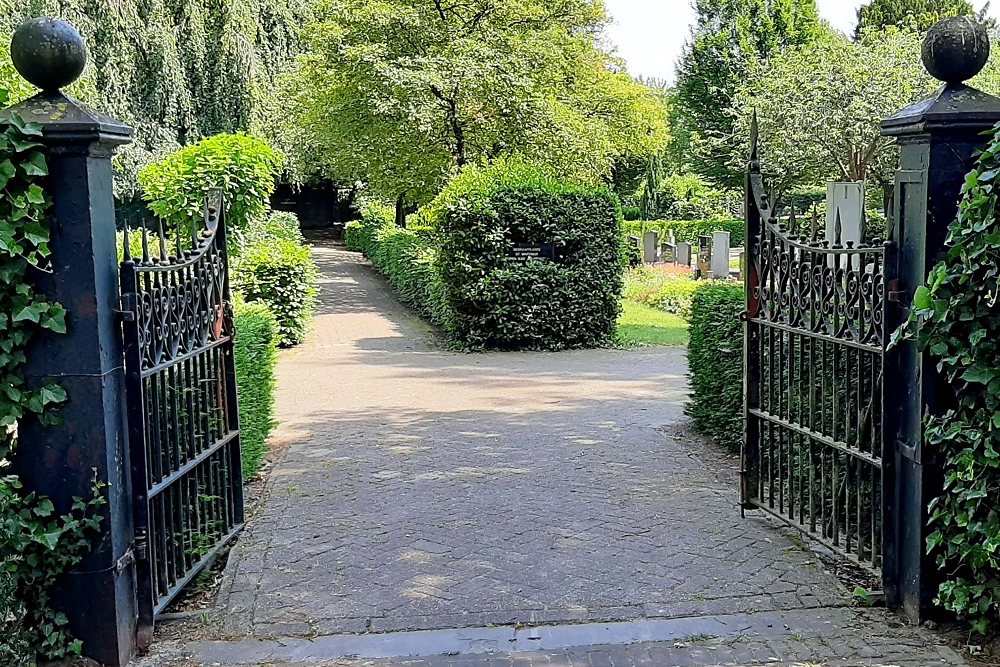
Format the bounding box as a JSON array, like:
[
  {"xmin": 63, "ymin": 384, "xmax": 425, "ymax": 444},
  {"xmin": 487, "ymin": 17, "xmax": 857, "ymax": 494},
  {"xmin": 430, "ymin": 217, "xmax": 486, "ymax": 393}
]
[{"xmin": 187, "ymin": 608, "xmax": 844, "ymax": 664}]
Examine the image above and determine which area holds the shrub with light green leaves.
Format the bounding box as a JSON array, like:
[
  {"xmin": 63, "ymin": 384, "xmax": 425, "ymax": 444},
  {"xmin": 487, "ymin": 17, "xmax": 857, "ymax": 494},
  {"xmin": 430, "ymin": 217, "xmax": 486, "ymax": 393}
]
[
  {"xmin": 686, "ymin": 282, "xmax": 745, "ymax": 448},
  {"xmin": 138, "ymin": 133, "xmax": 282, "ymax": 234},
  {"xmin": 233, "ymin": 302, "xmax": 278, "ymax": 478},
  {"xmin": 234, "ymin": 240, "xmax": 319, "ymax": 347},
  {"xmin": 424, "ymin": 159, "xmax": 623, "ymax": 351},
  {"xmin": 623, "ymin": 267, "xmax": 700, "ymax": 318}
]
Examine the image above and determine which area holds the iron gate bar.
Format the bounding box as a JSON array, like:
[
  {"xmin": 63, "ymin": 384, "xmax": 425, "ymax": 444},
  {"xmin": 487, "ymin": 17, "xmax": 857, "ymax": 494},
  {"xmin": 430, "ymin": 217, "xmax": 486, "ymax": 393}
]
[
  {"xmin": 120, "ymin": 191, "xmax": 245, "ymax": 648},
  {"xmin": 742, "ymin": 114, "xmax": 888, "ymax": 575}
]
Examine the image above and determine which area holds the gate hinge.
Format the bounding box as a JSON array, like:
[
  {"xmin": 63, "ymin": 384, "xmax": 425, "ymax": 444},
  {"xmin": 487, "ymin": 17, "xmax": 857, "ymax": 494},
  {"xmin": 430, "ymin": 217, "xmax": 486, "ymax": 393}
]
[
  {"xmin": 887, "ymin": 280, "xmax": 909, "ymax": 308},
  {"xmin": 134, "ymin": 528, "xmax": 149, "ymax": 561},
  {"xmin": 115, "ymin": 547, "xmax": 136, "ymax": 575},
  {"xmin": 117, "ymin": 293, "xmax": 138, "ymax": 322}
]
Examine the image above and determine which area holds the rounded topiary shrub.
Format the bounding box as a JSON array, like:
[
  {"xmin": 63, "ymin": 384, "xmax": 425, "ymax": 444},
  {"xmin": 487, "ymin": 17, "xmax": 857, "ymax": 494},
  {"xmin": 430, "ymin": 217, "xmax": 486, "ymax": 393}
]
[{"xmin": 423, "ymin": 160, "xmax": 623, "ymax": 351}]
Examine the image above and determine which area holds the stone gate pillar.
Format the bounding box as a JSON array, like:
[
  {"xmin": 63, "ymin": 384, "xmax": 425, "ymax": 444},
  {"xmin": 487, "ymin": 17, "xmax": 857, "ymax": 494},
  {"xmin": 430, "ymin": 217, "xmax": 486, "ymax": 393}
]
[
  {"xmin": 5, "ymin": 18, "xmax": 136, "ymax": 666},
  {"xmin": 881, "ymin": 17, "xmax": 1000, "ymax": 621}
]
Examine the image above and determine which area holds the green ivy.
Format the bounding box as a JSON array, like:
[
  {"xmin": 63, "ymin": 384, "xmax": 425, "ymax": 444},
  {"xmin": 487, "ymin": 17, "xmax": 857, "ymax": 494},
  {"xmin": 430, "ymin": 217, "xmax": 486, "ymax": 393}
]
[
  {"xmin": 900, "ymin": 122, "xmax": 1000, "ymax": 634},
  {"xmin": 0, "ymin": 92, "xmax": 104, "ymax": 662}
]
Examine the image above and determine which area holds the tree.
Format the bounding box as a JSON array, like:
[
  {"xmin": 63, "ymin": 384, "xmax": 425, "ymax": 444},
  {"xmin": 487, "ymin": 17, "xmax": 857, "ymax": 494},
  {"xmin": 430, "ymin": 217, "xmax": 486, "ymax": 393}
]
[
  {"xmin": 284, "ymin": 0, "xmax": 670, "ymax": 204},
  {"xmin": 731, "ymin": 27, "xmax": 937, "ymax": 202},
  {"xmin": 0, "ymin": 0, "xmax": 311, "ymax": 197},
  {"xmin": 854, "ymin": 0, "xmax": 989, "ymax": 38},
  {"xmin": 674, "ymin": 0, "xmax": 821, "ymax": 187}
]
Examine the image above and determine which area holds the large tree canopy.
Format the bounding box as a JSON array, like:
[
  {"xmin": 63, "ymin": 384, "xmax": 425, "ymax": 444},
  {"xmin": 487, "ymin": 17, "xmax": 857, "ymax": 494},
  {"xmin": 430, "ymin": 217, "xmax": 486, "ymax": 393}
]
[
  {"xmin": 855, "ymin": 0, "xmax": 986, "ymax": 38},
  {"xmin": 284, "ymin": 0, "xmax": 670, "ymax": 203},
  {"xmin": 0, "ymin": 0, "xmax": 311, "ymax": 197},
  {"xmin": 732, "ymin": 27, "xmax": 937, "ymax": 200},
  {"xmin": 674, "ymin": 0, "xmax": 821, "ymax": 187}
]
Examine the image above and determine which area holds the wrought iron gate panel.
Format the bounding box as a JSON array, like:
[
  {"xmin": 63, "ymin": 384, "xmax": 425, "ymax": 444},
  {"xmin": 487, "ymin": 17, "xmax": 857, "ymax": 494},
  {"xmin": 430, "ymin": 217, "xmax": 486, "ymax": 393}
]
[
  {"xmin": 120, "ymin": 191, "xmax": 244, "ymax": 644},
  {"xmin": 742, "ymin": 123, "xmax": 889, "ymax": 573}
]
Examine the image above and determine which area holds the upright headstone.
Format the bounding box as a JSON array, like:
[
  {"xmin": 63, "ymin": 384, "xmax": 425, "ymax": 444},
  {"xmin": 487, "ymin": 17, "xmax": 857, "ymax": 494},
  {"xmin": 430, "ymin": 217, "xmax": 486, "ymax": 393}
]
[
  {"xmin": 711, "ymin": 230, "xmax": 731, "ymax": 279},
  {"xmin": 6, "ymin": 18, "xmax": 136, "ymax": 667},
  {"xmin": 677, "ymin": 241, "xmax": 692, "ymax": 268},
  {"xmin": 642, "ymin": 231, "xmax": 659, "ymax": 263},
  {"xmin": 697, "ymin": 235, "xmax": 712, "ymax": 277},
  {"xmin": 660, "ymin": 241, "xmax": 677, "ymax": 264},
  {"xmin": 826, "ymin": 181, "xmax": 865, "ymax": 244}
]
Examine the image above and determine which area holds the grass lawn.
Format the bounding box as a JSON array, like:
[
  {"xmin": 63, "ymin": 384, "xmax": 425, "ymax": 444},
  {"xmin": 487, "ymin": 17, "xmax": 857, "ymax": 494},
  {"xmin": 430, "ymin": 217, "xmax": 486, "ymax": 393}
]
[{"xmin": 616, "ymin": 299, "xmax": 690, "ymax": 347}]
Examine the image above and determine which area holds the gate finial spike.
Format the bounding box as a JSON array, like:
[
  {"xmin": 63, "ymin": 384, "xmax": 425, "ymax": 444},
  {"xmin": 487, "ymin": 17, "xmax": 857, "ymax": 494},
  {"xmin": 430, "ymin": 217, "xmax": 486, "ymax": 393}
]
[
  {"xmin": 157, "ymin": 222, "xmax": 168, "ymax": 261},
  {"xmin": 834, "ymin": 208, "xmax": 844, "ymax": 246},
  {"xmin": 140, "ymin": 217, "xmax": 150, "ymax": 263},
  {"xmin": 749, "ymin": 109, "xmax": 760, "ymax": 173},
  {"xmin": 788, "ymin": 208, "xmax": 798, "ymax": 236},
  {"xmin": 122, "ymin": 218, "xmax": 131, "ymax": 262},
  {"xmin": 810, "ymin": 206, "xmax": 819, "ymax": 242}
]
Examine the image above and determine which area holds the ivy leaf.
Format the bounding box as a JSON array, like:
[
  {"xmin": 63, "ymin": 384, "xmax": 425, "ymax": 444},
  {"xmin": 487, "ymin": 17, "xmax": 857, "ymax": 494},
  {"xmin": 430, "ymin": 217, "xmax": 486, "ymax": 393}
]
[
  {"xmin": 21, "ymin": 152, "xmax": 48, "ymax": 177},
  {"xmin": 26, "ymin": 184, "xmax": 46, "ymax": 205},
  {"xmin": 913, "ymin": 285, "xmax": 933, "ymax": 311}
]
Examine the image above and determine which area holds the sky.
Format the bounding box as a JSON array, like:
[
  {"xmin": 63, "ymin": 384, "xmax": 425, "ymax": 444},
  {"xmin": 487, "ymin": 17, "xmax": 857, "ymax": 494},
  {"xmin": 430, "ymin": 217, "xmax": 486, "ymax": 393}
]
[{"xmin": 603, "ymin": 0, "xmax": 1000, "ymax": 83}]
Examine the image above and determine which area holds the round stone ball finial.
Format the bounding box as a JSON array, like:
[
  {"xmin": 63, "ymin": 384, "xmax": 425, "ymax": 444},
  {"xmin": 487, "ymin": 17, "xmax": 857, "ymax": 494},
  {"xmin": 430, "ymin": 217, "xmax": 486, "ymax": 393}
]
[
  {"xmin": 922, "ymin": 16, "xmax": 990, "ymax": 84},
  {"xmin": 10, "ymin": 17, "xmax": 88, "ymax": 93}
]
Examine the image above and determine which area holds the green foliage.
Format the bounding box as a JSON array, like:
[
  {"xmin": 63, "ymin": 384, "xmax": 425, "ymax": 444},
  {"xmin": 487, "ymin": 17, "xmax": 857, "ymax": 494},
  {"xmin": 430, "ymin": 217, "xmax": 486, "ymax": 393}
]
[
  {"xmin": 686, "ymin": 282, "xmax": 745, "ymax": 447},
  {"xmin": 243, "ymin": 210, "xmax": 305, "ymax": 247},
  {"xmin": 616, "ymin": 300, "xmax": 690, "ymax": 348},
  {"xmin": 234, "ymin": 238, "xmax": 319, "ymax": 348},
  {"xmin": 139, "ymin": 133, "xmax": 283, "ymax": 236},
  {"xmin": 674, "ymin": 0, "xmax": 821, "ymax": 186},
  {"xmin": 286, "ymin": 0, "xmax": 669, "ymax": 202},
  {"xmin": 899, "ymin": 124, "xmax": 1000, "ymax": 633},
  {"xmin": 855, "ymin": 0, "xmax": 984, "ymax": 37},
  {"xmin": 0, "ymin": 0, "xmax": 312, "ymax": 197},
  {"xmin": 623, "ymin": 219, "xmax": 746, "ymax": 247},
  {"xmin": 429, "ymin": 160, "xmax": 623, "ymax": 351},
  {"xmin": 0, "ymin": 100, "xmax": 102, "ymax": 663},
  {"xmin": 345, "ymin": 203, "xmax": 450, "ymax": 326},
  {"xmin": 623, "ymin": 267, "xmax": 700, "ymax": 318},
  {"xmin": 1, "ymin": 476, "xmax": 106, "ymax": 663},
  {"xmin": 732, "ymin": 26, "xmax": 935, "ymax": 198},
  {"xmin": 233, "ymin": 302, "xmax": 278, "ymax": 479},
  {"xmin": 653, "ymin": 173, "xmax": 740, "ymax": 221}
]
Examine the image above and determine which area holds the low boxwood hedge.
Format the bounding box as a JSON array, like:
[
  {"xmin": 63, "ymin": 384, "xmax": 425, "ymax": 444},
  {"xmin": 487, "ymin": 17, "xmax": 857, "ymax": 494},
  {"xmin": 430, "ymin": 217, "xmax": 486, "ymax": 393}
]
[
  {"xmin": 234, "ymin": 239, "xmax": 319, "ymax": 347},
  {"xmin": 623, "ymin": 218, "xmax": 745, "ymax": 247},
  {"xmin": 233, "ymin": 302, "xmax": 278, "ymax": 479},
  {"xmin": 686, "ymin": 281, "xmax": 745, "ymax": 449}
]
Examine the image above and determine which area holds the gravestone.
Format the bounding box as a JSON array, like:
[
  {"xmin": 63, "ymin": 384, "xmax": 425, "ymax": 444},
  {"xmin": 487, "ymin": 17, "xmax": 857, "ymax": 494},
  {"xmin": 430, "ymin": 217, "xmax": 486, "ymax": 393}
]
[
  {"xmin": 677, "ymin": 241, "xmax": 692, "ymax": 268},
  {"xmin": 661, "ymin": 242, "xmax": 677, "ymax": 264},
  {"xmin": 697, "ymin": 235, "xmax": 712, "ymax": 277},
  {"xmin": 826, "ymin": 181, "xmax": 864, "ymax": 244},
  {"xmin": 642, "ymin": 231, "xmax": 659, "ymax": 263},
  {"xmin": 711, "ymin": 231, "xmax": 731, "ymax": 279}
]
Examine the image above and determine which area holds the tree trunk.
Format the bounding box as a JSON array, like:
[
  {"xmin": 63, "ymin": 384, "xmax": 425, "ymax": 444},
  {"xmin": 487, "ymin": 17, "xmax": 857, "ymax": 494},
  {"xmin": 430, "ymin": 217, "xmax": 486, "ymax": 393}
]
[{"xmin": 395, "ymin": 192, "xmax": 406, "ymax": 228}]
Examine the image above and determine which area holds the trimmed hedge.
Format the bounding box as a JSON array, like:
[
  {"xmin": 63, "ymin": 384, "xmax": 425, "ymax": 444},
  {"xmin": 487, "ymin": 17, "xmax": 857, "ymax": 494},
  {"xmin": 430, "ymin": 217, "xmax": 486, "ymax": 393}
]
[
  {"xmin": 234, "ymin": 239, "xmax": 319, "ymax": 347},
  {"xmin": 346, "ymin": 204, "xmax": 450, "ymax": 325},
  {"xmin": 233, "ymin": 302, "xmax": 278, "ymax": 479},
  {"xmin": 427, "ymin": 161, "xmax": 623, "ymax": 351},
  {"xmin": 624, "ymin": 219, "xmax": 745, "ymax": 247},
  {"xmin": 686, "ymin": 282, "xmax": 745, "ymax": 449}
]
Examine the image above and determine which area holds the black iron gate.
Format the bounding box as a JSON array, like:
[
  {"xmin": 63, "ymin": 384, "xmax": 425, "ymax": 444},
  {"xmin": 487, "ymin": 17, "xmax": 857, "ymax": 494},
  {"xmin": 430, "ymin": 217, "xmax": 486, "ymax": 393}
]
[
  {"xmin": 742, "ymin": 124, "xmax": 892, "ymax": 575},
  {"xmin": 120, "ymin": 191, "xmax": 245, "ymax": 646}
]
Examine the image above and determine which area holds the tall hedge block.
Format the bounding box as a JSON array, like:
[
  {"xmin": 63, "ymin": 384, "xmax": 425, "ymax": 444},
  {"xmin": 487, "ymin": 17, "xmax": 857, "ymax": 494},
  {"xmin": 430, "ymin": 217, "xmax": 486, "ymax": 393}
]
[
  {"xmin": 686, "ymin": 282, "xmax": 745, "ymax": 449},
  {"xmin": 433, "ymin": 164, "xmax": 623, "ymax": 351},
  {"xmin": 233, "ymin": 302, "xmax": 278, "ymax": 479}
]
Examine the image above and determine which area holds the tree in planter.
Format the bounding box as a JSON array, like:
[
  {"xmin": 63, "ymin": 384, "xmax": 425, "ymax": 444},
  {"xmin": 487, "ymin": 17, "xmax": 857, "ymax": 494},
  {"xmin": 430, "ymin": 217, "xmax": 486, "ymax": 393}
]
[
  {"xmin": 730, "ymin": 26, "xmax": 936, "ymax": 204},
  {"xmin": 284, "ymin": 0, "xmax": 669, "ymax": 206}
]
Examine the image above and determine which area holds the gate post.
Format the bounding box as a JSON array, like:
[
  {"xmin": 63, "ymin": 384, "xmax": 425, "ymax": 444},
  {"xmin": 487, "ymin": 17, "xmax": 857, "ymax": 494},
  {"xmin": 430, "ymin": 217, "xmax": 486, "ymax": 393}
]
[
  {"xmin": 880, "ymin": 17, "xmax": 1000, "ymax": 621},
  {"xmin": 5, "ymin": 19, "xmax": 136, "ymax": 666}
]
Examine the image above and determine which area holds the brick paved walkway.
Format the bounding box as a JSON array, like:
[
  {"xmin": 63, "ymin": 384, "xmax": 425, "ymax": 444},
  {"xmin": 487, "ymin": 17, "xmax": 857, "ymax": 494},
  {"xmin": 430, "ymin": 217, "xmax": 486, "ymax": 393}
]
[{"xmin": 146, "ymin": 242, "xmax": 966, "ymax": 666}]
